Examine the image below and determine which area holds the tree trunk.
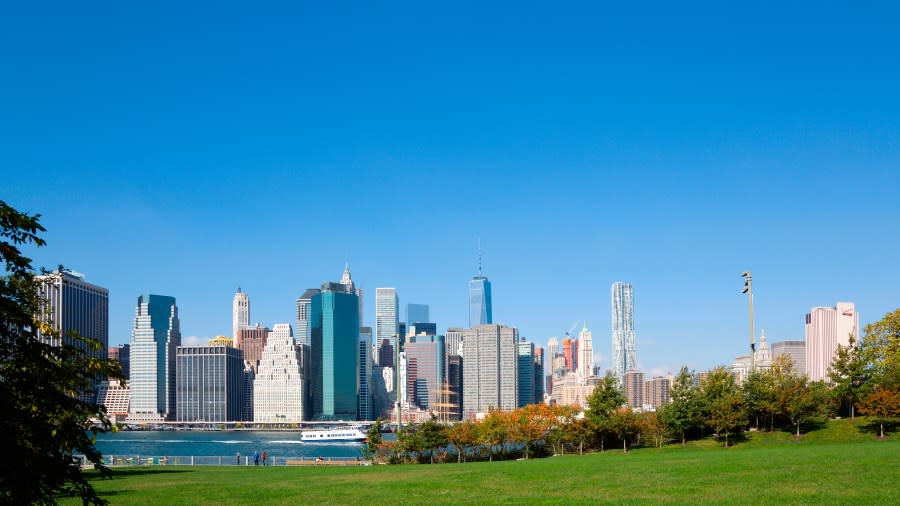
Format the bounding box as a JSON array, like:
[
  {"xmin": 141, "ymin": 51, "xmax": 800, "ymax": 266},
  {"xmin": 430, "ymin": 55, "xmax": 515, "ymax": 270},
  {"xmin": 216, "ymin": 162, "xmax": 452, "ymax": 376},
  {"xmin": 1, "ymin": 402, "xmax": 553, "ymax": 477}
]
[
  {"xmin": 880, "ymin": 422, "xmax": 884, "ymax": 438},
  {"xmin": 681, "ymin": 434, "xmax": 686, "ymax": 446},
  {"xmin": 724, "ymin": 431, "xmax": 729, "ymax": 448},
  {"xmin": 579, "ymin": 441, "xmax": 583, "ymax": 455},
  {"xmin": 850, "ymin": 404, "xmax": 855, "ymax": 419},
  {"xmin": 795, "ymin": 422, "xmax": 800, "ymax": 438},
  {"xmin": 458, "ymin": 449, "xmax": 462, "ymax": 464},
  {"xmin": 623, "ymin": 438, "xmax": 627, "ymax": 454}
]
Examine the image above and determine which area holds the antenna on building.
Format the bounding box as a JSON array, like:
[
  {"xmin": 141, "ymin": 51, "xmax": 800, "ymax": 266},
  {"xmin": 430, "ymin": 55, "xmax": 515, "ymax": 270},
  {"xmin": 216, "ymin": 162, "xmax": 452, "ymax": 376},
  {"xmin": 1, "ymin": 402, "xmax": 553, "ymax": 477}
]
[{"xmin": 477, "ymin": 238, "xmax": 483, "ymax": 276}]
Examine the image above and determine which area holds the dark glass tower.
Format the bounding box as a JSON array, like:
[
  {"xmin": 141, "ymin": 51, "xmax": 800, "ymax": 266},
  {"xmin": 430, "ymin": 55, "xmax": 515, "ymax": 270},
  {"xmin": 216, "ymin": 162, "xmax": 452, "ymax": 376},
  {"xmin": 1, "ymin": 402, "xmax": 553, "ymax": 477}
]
[{"xmin": 310, "ymin": 282, "xmax": 360, "ymax": 420}]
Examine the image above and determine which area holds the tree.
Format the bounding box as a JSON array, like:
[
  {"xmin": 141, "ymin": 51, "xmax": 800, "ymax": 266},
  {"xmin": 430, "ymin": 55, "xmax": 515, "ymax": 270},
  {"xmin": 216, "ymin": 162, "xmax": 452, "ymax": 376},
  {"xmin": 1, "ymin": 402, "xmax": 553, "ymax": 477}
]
[
  {"xmin": 585, "ymin": 372, "xmax": 625, "ymax": 451},
  {"xmin": 742, "ymin": 369, "xmax": 778, "ymax": 430},
  {"xmin": 861, "ymin": 309, "xmax": 900, "ymax": 376},
  {"xmin": 477, "ymin": 410, "xmax": 507, "ymax": 462},
  {"xmin": 607, "ymin": 408, "xmax": 640, "ymax": 453},
  {"xmin": 778, "ymin": 376, "xmax": 828, "ymax": 438},
  {"xmin": 658, "ymin": 366, "xmax": 702, "ymax": 445},
  {"xmin": 828, "ymin": 336, "xmax": 869, "ymax": 418},
  {"xmin": 418, "ymin": 416, "xmax": 448, "ymax": 464},
  {"xmin": 639, "ymin": 410, "xmax": 665, "ymax": 448},
  {"xmin": 362, "ymin": 419, "xmax": 384, "ymax": 462},
  {"xmin": 1, "ymin": 200, "xmax": 122, "ymax": 505},
  {"xmin": 515, "ymin": 404, "xmax": 554, "ymax": 460},
  {"xmin": 857, "ymin": 388, "xmax": 900, "ymax": 438},
  {"xmin": 446, "ymin": 420, "xmax": 478, "ymax": 463},
  {"xmin": 700, "ymin": 367, "xmax": 746, "ymax": 447}
]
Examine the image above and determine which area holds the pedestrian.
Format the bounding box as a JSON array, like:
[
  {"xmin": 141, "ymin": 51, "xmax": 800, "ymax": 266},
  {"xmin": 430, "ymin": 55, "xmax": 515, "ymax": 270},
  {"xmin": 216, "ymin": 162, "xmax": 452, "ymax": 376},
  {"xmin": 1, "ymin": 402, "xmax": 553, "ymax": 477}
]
[
  {"xmin": 253, "ymin": 450, "xmax": 260, "ymax": 466},
  {"xmin": 262, "ymin": 451, "xmax": 267, "ymax": 466},
  {"xmin": 236, "ymin": 452, "xmax": 240, "ymax": 465}
]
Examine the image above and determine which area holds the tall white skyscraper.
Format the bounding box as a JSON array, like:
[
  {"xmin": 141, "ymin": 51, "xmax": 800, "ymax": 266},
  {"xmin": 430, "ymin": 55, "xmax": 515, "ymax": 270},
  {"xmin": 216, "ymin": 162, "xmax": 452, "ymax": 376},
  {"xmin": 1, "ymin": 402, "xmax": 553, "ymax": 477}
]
[
  {"xmin": 253, "ymin": 323, "xmax": 303, "ymax": 422},
  {"xmin": 129, "ymin": 294, "xmax": 180, "ymax": 422},
  {"xmin": 232, "ymin": 288, "xmax": 249, "ymax": 343},
  {"xmin": 806, "ymin": 302, "xmax": 859, "ymax": 382},
  {"xmin": 375, "ymin": 288, "xmax": 399, "ymax": 366},
  {"xmin": 462, "ymin": 324, "xmax": 518, "ymax": 417},
  {"xmin": 611, "ymin": 282, "xmax": 637, "ymax": 384},
  {"xmin": 577, "ymin": 323, "xmax": 593, "ymax": 379}
]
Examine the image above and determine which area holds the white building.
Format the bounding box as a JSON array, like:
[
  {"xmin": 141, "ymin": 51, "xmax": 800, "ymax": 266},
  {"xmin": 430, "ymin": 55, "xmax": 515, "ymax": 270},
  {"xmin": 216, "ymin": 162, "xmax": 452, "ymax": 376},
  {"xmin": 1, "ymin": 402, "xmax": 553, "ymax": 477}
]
[
  {"xmin": 375, "ymin": 288, "xmax": 399, "ymax": 366},
  {"xmin": 129, "ymin": 294, "xmax": 180, "ymax": 422},
  {"xmin": 232, "ymin": 288, "xmax": 249, "ymax": 343},
  {"xmin": 253, "ymin": 324, "xmax": 303, "ymax": 422},
  {"xmin": 730, "ymin": 330, "xmax": 773, "ymax": 384},
  {"xmin": 462, "ymin": 324, "xmax": 518, "ymax": 418},
  {"xmin": 97, "ymin": 380, "xmax": 129, "ymax": 423},
  {"xmin": 806, "ymin": 302, "xmax": 858, "ymax": 382},
  {"xmin": 577, "ymin": 324, "xmax": 593, "ymax": 380},
  {"xmin": 771, "ymin": 340, "xmax": 806, "ymax": 376},
  {"xmin": 611, "ymin": 282, "xmax": 637, "ymax": 385}
]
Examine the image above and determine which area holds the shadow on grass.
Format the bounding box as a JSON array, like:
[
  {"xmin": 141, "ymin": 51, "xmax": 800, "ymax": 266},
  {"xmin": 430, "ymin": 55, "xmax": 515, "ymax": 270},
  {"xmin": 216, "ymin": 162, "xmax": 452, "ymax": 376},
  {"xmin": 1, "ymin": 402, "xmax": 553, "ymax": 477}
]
[{"xmin": 856, "ymin": 420, "xmax": 898, "ymax": 438}]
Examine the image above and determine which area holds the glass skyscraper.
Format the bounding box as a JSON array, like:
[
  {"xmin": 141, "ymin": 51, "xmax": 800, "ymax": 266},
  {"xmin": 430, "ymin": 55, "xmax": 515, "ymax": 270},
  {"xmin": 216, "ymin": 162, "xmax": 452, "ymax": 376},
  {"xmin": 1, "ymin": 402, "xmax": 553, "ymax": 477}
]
[
  {"xmin": 406, "ymin": 303, "xmax": 430, "ymax": 327},
  {"xmin": 611, "ymin": 282, "xmax": 637, "ymax": 385},
  {"xmin": 129, "ymin": 294, "xmax": 181, "ymax": 422},
  {"xmin": 311, "ymin": 282, "xmax": 360, "ymax": 420},
  {"xmin": 295, "ymin": 288, "xmax": 320, "ymax": 347},
  {"xmin": 468, "ymin": 276, "xmax": 492, "ymax": 327},
  {"xmin": 375, "ymin": 288, "xmax": 398, "ymax": 367},
  {"xmin": 517, "ymin": 340, "xmax": 535, "ymax": 407},
  {"xmin": 176, "ymin": 344, "xmax": 244, "ymax": 422}
]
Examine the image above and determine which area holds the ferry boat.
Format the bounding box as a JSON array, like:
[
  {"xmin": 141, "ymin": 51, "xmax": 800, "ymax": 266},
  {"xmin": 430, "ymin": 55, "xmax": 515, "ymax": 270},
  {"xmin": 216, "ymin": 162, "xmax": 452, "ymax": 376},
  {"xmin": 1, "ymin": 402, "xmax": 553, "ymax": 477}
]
[{"xmin": 300, "ymin": 428, "xmax": 367, "ymax": 443}]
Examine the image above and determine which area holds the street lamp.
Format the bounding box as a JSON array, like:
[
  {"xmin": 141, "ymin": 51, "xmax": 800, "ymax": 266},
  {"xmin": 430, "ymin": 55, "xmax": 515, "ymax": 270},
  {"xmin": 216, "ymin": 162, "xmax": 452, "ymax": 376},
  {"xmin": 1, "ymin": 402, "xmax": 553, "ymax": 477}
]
[{"xmin": 741, "ymin": 271, "xmax": 756, "ymax": 372}]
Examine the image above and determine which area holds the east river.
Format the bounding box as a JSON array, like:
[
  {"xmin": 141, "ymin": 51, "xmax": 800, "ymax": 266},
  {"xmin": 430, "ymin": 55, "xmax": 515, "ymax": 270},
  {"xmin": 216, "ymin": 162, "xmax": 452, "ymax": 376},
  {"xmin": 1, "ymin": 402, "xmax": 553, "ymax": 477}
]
[{"xmin": 95, "ymin": 431, "xmax": 380, "ymax": 464}]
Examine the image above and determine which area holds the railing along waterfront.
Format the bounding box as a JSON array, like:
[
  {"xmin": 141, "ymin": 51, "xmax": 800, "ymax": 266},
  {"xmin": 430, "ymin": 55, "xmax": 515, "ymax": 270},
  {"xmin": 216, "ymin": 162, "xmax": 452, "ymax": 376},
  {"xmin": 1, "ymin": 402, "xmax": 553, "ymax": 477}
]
[{"xmin": 96, "ymin": 455, "xmax": 367, "ymax": 467}]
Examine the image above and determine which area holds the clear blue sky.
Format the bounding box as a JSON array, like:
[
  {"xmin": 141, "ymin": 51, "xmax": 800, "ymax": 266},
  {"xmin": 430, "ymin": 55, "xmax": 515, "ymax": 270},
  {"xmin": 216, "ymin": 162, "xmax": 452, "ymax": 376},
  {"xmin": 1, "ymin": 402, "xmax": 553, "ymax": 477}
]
[{"xmin": 2, "ymin": 2, "xmax": 898, "ymax": 376}]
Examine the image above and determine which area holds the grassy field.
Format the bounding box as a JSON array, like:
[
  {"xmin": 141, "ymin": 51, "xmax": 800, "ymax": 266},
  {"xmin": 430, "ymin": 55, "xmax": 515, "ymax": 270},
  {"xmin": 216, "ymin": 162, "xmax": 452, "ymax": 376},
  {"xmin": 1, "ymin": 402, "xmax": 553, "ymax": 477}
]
[{"xmin": 67, "ymin": 419, "xmax": 898, "ymax": 505}]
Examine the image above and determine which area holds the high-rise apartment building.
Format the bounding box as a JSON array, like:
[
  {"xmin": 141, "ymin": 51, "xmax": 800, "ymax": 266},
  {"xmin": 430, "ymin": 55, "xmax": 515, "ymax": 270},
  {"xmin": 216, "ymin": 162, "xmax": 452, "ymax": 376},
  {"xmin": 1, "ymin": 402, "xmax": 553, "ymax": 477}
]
[
  {"xmin": 404, "ymin": 334, "xmax": 445, "ymax": 410},
  {"xmin": 517, "ymin": 340, "xmax": 535, "ymax": 407},
  {"xmin": 612, "ymin": 282, "xmax": 637, "ymax": 384},
  {"xmin": 623, "ymin": 370, "xmax": 644, "ymax": 408},
  {"xmin": 129, "ymin": 294, "xmax": 180, "ymax": 422},
  {"xmin": 577, "ymin": 324, "xmax": 593, "ymax": 379},
  {"xmin": 771, "ymin": 340, "xmax": 807, "ymax": 376},
  {"xmin": 236, "ymin": 324, "xmax": 269, "ymax": 373},
  {"xmin": 295, "ymin": 288, "xmax": 321, "ymax": 347},
  {"xmin": 462, "ymin": 324, "xmax": 518, "ymax": 417},
  {"xmin": 310, "ymin": 282, "xmax": 361, "ymax": 420},
  {"xmin": 36, "ymin": 271, "xmax": 109, "ymax": 400},
  {"xmin": 232, "ymin": 288, "xmax": 249, "ymax": 342},
  {"xmin": 642, "ymin": 376, "xmax": 671, "ymax": 409},
  {"xmin": 358, "ymin": 327, "xmax": 373, "ymax": 421},
  {"xmin": 407, "ymin": 303, "xmax": 430, "ymax": 327},
  {"xmin": 176, "ymin": 344, "xmax": 244, "ymax": 422},
  {"xmin": 375, "ymin": 288, "xmax": 399, "ymax": 367},
  {"xmin": 806, "ymin": 302, "xmax": 858, "ymax": 382},
  {"xmin": 253, "ymin": 324, "xmax": 303, "ymax": 422}
]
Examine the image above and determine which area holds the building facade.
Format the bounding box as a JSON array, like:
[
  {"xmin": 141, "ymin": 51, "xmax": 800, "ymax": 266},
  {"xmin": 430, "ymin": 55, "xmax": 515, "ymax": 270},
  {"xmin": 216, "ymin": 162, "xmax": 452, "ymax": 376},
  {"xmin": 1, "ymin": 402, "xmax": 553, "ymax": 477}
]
[
  {"xmin": 462, "ymin": 324, "xmax": 518, "ymax": 417},
  {"xmin": 109, "ymin": 344, "xmax": 130, "ymax": 381},
  {"xmin": 295, "ymin": 288, "xmax": 321, "ymax": 347},
  {"xmin": 623, "ymin": 370, "xmax": 644, "ymax": 409},
  {"xmin": 771, "ymin": 340, "xmax": 807, "ymax": 376},
  {"xmin": 375, "ymin": 288, "xmax": 399, "ymax": 367},
  {"xmin": 310, "ymin": 283, "xmax": 360, "ymax": 420},
  {"xmin": 232, "ymin": 288, "xmax": 249, "ymax": 341},
  {"xmin": 407, "ymin": 303, "xmax": 430, "ymax": 327},
  {"xmin": 176, "ymin": 345, "xmax": 244, "ymax": 422},
  {"xmin": 806, "ymin": 302, "xmax": 859, "ymax": 382},
  {"xmin": 468, "ymin": 276, "xmax": 493, "ymax": 327},
  {"xmin": 129, "ymin": 294, "xmax": 180, "ymax": 422},
  {"xmin": 253, "ymin": 323, "xmax": 303, "ymax": 422},
  {"xmin": 404, "ymin": 334, "xmax": 445, "ymax": 410},
  {"xmin": 642, "ymin": 376, "xmax": 671, "ymax": 409},
  {"xmin": 36, "ymin": 271, "xmax": 109, "ymax": 400},
  {"xmin": 517, "ymin": 340, "xmax": 535, "ymax": 407},
  {"xmin": 611, "ymin": 282, "xmax": 637, "ymax": 384},
  {"xmin": 577, "ymin": 324, "xmax": 593, "ymax": 379},
  {"xmin": 358, "ymin": 328, "xmax": 373, "ymax": 421},
  {"xmin": 236, "ymin": 324, "xmax": 269, "ymax": 373}
]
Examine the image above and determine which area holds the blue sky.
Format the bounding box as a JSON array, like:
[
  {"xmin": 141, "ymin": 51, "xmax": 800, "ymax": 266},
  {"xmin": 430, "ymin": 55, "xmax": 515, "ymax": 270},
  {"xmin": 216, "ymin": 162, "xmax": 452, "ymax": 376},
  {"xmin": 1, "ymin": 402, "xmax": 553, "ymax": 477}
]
[{"xmin": 2, "ymin": 2, "xmax": 899, "ymax": 376}]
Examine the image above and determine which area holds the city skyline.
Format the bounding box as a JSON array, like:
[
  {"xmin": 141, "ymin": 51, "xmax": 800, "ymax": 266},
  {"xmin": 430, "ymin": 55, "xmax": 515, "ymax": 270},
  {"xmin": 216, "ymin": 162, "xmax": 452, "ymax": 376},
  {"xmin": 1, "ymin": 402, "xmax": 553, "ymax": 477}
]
[{"xmin": 4, "ymin": 4, "xmax": 899, "ymax": 376}]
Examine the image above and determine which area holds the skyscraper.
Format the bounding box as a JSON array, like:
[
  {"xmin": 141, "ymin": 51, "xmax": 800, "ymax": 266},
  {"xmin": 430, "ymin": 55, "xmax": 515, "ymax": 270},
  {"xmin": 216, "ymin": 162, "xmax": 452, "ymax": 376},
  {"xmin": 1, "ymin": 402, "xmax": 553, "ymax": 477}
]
[
  {"xmin": 129, "ymin": 294, "xmax": 180, "ymax": 422},
  {"xmin": 36, "ymin": 271, "xmax": 109, "ymax": 400},
  {"xmin": 577, "ymin": 324, "xmax": 593, "ymax": 379},
  {"xmin": 253, "ymin": 324, "xmax": 303, "ymax": 422},
  {"xmin": 468, "ymin": 275, "xmax": 493, "ymax": 327},
  {"xmin": 358, "ymin": 326, "xmax": 373, "ymax": 421},
  {"xmin": 404, "ymin": 334, "xmax": 445, "ymax": 410},
  {"xmin": 176, "ymin": 344, "xmax": 244, "ymax": 422},
  {"xmin": 340, "ymin": 263, "xmax": 364, "ymax": 326},
  {"xmin": 517, "ymin": 340, "xmax": 535, "ymax": 407},
  {"xmin": 806, "ymin": 302, "xmax": 859, "ymax": 382},
  {"xmin": 407, "ymin": 303, "xmax": 430, "ymax": 327},
  {"xmin": 611, "ymin": 282, "xmax": 637, "ymax": 384},
  {"xmin": 771, "ymin": 340, "xmax": 807, "ymax": 376},
  {"xmin": 236, "ymin": 323, "xmax": 269, "ymax": 373},
  {"xmin": 310, "ymin": 282, "xmax": 361, "ymax": 420},
  {"xmin": 623, "ymin": 370, "xmax": 644, "ymax": 408},
  {"xmin": 375, "ymin": 288, "xmax": 399, "ymax": 367},
  {"xmin": 108, "ymin": 344, "xmax": 130, "ymax": 381},
  {"xmin": 295, "ymin": 288, "xmax": 321, "ymax": 347},
  {"xmin": 533, "ymin": 346, "xmax": 545, "ymax": 402},
  {"xmin": 462, "ymin": 324, "xmax": 518, "ymax": 417},
  {"xmin": 232, "ymin": 288, "xmax": 249, "ymax": 342}
]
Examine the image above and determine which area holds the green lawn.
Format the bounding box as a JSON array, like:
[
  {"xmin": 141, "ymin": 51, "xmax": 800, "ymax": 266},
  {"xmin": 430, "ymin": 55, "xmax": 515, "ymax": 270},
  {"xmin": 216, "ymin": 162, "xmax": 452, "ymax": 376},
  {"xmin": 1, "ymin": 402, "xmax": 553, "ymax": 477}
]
[{"xmin": 67, "ymin": 419, "xmax": 899, "ymax": 505}]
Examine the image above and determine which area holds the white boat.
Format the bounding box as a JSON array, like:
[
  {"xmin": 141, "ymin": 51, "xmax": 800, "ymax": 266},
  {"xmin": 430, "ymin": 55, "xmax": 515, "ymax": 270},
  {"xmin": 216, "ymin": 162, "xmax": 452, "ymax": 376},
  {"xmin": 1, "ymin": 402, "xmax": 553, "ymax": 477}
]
[{"xmin": 300, "ymin": 428, "xmax": 367, "ymax": 443}]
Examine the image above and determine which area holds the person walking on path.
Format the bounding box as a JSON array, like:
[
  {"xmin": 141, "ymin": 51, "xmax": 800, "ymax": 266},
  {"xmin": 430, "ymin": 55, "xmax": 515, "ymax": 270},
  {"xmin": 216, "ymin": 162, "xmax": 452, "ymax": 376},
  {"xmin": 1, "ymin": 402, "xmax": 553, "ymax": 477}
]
[
  {"xmin": 236, "ymin": 452, "xmax": 241, "ymax": 465},
  {"xmin": 262, "ymin": 451, "xmax": 267, "ymax": 466},
  {"xmin": 253, "ymin": 450, "xmax": 260, "ymax": 466}
]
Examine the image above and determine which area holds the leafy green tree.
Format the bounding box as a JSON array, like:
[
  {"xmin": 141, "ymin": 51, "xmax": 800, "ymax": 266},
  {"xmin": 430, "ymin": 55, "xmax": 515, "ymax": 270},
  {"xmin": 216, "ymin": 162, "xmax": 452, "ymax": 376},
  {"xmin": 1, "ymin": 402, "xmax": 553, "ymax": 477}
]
[
  {"xmin": 1, "ymin": 200, "xmax": 122, "ymax": 505},
  {"xmin": 742, "ymin": 369, "xmax": 778, "ymax": 430},
  {"xmin": 446, "ymin": 420, "xmax": 478, "ymax": 463},
  {"xmin": 477, "ymin": 410, "xmax": 507, "ymax": 462},
  {"xmin": 778, "ymin": 376, "xmax": 828, "ymax": 437},
  {"xmin": 828, "ymin": 335, "xmax": 869, "ymax": 418},
  {"xmin": 861, "ymin": 308, "xmax": 900, "ymax": 388},
  {"xmin": 418, "ymin": 415, "xmax": 448, "ymax": 464},
  {"xmin": 639, "ymin": 410, "xmax": 665, "ymax": 448},
  {"xmin": 585, "ymin": 372, "xmax": 625, "ymax": 451},
  {"xmin": 658, "ymin": 366, "xmax": 702, "ymax": 445},
  {"xmin": 700, "ymin": 367, "xmax": 746, "ymax": 447},
  {"xmin": 362, "ymin": 419, "xmax": 384, "ymax": 461},
  {"xmin": 608, "ymin": 408, "xmax": 641, "ymax": 453}
]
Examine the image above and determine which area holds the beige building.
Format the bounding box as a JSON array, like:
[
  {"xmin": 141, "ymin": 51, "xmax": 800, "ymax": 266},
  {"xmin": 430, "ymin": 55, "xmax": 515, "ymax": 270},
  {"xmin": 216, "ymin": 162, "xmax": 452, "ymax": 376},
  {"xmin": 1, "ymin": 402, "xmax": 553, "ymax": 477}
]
[{"xmin": 623, "ymin": 370, "xmax": 644, "ymax": 409}]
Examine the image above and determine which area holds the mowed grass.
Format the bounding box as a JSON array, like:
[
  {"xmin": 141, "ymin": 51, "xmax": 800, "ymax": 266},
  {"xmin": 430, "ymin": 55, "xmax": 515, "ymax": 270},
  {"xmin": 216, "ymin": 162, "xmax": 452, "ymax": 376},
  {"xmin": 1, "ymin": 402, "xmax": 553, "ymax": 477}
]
[{"xmin": 67, "ymin": 419, "xmax": 899, "ymax": 505}]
